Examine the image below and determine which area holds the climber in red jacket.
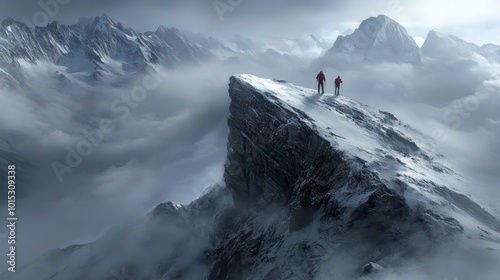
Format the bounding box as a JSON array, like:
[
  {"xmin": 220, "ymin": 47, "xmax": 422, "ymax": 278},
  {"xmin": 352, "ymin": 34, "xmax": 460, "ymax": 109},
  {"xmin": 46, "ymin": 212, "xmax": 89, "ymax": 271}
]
[
  {"xmin": 316, "ymin": 71, "xmax": 326, "ymax": 94},
  {"xmin": 335, "ymin": 76, "xmax": 342, "ymax": 96}
]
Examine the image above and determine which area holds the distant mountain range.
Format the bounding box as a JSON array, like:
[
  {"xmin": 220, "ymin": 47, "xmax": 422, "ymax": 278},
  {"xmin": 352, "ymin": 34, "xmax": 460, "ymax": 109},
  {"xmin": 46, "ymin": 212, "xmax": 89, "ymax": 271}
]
[
  {"xmin": 421, "ymin": 29, "xmax": 500, "ymax": 63},
  {"xmin": 323, "ymin": 15, "xmax": 500, "ymax": 65},
  {"xmin": 2, "ymin": 13, "xmax": 499, "ymax": 88},
  {"xmin": 0, "ymin": 14, "xmax": 216, "ymax": 87},
  {"xmin": 0, "ymin": 14, "xmax": 332, "ymax": 88}
]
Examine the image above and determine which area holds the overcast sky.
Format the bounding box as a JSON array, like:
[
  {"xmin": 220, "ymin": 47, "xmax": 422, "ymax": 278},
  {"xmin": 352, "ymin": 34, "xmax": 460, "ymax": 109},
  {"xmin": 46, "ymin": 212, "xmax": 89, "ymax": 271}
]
[{"xmin": 1, "ymin": 0, "xmax": 499, "ymax": 46}]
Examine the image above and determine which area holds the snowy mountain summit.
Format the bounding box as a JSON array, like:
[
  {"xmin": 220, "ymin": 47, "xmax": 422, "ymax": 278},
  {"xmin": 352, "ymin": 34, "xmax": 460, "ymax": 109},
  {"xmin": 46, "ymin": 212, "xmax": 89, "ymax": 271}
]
[
  {"xmin": 4, "ymin": 75, "xmax": 500, "ymax": 280},
  {"xmin": 0, "ymin": 14, "xmax": 215, "ymax": 87},
  {"xmin": 325, "ymin": 15, "xmax": 421, "ymax": 64}
]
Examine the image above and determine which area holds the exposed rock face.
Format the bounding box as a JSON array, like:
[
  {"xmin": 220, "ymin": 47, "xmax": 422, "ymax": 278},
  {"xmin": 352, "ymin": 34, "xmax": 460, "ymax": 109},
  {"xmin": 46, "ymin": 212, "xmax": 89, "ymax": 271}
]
[
  {"xmin": 225, "ymin": 75, "xmax": 334, "ymax": 206},
  {"xmin": 4, "ymin": 75, "xmax": 500, "ymax": 280}
]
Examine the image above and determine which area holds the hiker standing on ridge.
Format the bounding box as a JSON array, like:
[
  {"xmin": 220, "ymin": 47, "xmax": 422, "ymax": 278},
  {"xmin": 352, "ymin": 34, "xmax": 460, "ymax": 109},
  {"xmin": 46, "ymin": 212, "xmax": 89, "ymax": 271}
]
[
  {"xmin": 335, "ymin": 76, "xmax": 342, "ymax": 96},
  {"xmin": 316, "ymin": 70, "xmax": 326, "ymax": 94}
]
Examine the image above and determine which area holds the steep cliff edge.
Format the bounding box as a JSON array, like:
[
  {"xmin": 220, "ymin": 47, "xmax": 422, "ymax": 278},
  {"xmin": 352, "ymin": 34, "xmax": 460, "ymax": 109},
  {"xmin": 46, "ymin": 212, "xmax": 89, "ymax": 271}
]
[
  {"xmin": 212, "ymin": 74, "xmax": 500, "ymax": 279},
  {"xmin": 4, "ymin": 75, "xmax": 500, "ymax": 280},
  {"xmin": 225, "ymin": 75, "xmax": 499, "ymax": 233}
]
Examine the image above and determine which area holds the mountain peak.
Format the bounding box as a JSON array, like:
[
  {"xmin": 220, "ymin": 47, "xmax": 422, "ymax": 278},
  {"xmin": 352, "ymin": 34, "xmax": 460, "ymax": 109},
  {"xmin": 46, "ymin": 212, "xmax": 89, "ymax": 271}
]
[
  {"xmin": 98, "ymin": 13, "xmax": 114, "ymax": 24},
  {"xmin": 45, "ymin": 20, "xmax": 63, "ymax": 32},
  {"xmin": 375, "ymin": 14, "xmax": 396, "ymax": 23},
  {"xmin": 1, "ymin": 17, "xmax": 16, "ymax": 27},
  {"xmin": 421, "ymin": 29, "xmax": 479, "ymax": 59},
  {"xmin": 156, "ymin": 24, "xmax": 167, "ymax": 31},
  {"xmin": 92, "ymin": 13, "xmax": 116, "ymax": 29},
  {"xmin": 76, "ymin": 13, "xmax": 117, "ymax": 32},
  {"xmin": 1, "ymin": 17, "xmax": 31, "ymax": 31},
  {"xmin": 426, "ymin": 29, "xmax": 467, "ymax": 42},
  {"xmin": 156, "ymin": 25, "xmax": 179, "ymax": 34},
  {"xmin": 324, "ymin": 14, "xmax": 421, "ymax": 64}
]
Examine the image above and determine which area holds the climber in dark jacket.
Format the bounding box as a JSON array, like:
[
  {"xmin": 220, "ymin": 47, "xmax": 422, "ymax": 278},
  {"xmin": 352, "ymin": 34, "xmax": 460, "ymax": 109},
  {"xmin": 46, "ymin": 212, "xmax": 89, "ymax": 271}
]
[
  {"xmin": 335, "ymin": 76, "xmax": 342, "ymax": 96},
  {"xmin": 316, "ymin": 71, "xmax": 326, "ymax": 94}
]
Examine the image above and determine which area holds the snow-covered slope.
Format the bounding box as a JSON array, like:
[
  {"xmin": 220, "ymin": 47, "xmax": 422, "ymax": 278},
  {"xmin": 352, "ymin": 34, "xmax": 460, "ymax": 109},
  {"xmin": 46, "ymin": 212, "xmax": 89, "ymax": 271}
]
[
  {"xmin": 324, "ymin": 15, "xmax": 421, "ymax": 64},
  {"xmin": 226, "ymin": 75, "xmax": 499, "ymax": 237},
  {"xmin": 3, "ymin": 75, "xmax": 500, "ymax": 280}
]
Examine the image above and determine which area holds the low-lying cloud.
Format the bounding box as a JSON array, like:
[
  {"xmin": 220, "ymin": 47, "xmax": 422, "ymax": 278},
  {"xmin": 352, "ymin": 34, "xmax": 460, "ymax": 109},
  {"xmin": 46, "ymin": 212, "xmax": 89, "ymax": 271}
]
[
  {"xmin": 0, "ymin": 52, "xmax": 318, "ymax": 266},
  {"xmin": 0, "ymin": 61, "xmax": 234, "ymax": 264}
]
